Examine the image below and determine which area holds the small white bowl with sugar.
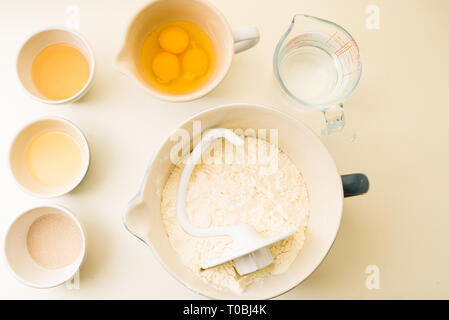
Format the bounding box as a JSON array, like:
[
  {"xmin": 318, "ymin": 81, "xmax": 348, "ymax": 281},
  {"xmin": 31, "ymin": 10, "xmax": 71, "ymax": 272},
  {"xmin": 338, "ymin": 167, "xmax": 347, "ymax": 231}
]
[{"xmin": 4, "ymin": 205, "xmax": 87, "ymax": 288}]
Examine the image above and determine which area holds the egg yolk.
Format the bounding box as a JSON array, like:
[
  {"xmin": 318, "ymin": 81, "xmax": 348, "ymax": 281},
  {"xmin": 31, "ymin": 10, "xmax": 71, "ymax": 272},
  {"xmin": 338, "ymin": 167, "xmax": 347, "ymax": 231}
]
[
  {"xmin": 159, "ymin": 26, "xmax": 190, "ymax": 54},
  {"xmin": 152, "ymin": 52, "xmax": 180, "ymax": 83},
  {"xmin": 182, "ymin": 47, "xmax": 209, "ymax": 80}
]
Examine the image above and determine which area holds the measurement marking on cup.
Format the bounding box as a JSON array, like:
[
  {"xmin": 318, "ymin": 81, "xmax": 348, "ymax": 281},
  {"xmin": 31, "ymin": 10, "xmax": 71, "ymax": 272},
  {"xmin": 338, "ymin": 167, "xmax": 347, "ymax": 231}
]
[
  {"xmin": 335, "ymin": 40, "xmax": 353, "ymax": 56},
  {"xmin": 335, "ymin": 41, "xmax": 351, "ymax": 56},
  {"xmin": 287, "ymin": 33, "xmax": 312, "ymax": 47},
  {"xmin": 326, "ymin": 31, "xmax": 337, "ymax": 43},
  {"xmin": 343, "ymin": 68, "xmax": 361, "ymax": 77},
  {"xmin": 336, "ymin": 34, "xmax": 345, "ymax": 44},
  {"xmin": 348, "ymin": 46, "xmax": 359, "ymax": 63}
]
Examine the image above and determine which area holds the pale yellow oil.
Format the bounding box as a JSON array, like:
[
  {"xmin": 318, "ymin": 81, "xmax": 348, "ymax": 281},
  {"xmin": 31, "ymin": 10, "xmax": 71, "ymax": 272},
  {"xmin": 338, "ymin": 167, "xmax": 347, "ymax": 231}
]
[
  {"xmin": 25, "ymin": 131, "xmax": 82, "ymax": 188},
  {"xmin": 140, "ymin": 20, "xmax": 216, "ymax": 95},
  {"xmin": 31, "ymin": 43, "xmax": 90, "ymax": 101}
]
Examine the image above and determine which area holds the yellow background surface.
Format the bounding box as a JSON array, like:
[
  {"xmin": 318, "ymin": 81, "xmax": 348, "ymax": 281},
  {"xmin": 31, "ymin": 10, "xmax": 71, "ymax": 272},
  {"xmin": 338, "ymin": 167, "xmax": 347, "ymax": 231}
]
[{"xmin": 0, "ymin": 0, "xmax": 448, "ymax": 299}]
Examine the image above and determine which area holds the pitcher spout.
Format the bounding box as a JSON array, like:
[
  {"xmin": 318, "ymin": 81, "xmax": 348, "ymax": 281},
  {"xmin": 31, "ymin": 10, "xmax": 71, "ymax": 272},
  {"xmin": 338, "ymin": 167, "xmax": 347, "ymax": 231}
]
[{"xmin": 114, "ymin": 46, "xmax": 134, "ymax": 76}]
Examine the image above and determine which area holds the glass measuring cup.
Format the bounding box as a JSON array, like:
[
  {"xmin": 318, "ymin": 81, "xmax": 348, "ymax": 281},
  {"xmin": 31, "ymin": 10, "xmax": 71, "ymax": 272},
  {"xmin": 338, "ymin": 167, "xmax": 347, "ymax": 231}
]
[{"xmin": 274, "ymin": 14, "xmax": 362, "ymax": 134}]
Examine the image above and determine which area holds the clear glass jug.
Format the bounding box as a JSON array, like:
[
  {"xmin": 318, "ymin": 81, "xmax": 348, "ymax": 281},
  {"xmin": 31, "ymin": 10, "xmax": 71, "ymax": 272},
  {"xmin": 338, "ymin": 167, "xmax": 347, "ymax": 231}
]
[{"xmin": 274, "ymin": 14, "xmax": 362, "ymax": 134}]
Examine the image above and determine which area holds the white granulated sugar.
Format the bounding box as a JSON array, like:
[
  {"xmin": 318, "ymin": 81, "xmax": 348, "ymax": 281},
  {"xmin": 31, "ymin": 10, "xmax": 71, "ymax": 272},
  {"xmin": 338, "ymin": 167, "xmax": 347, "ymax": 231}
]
[{"xmin": 161, "ymin": 136, "xmax": 309, "ymax": 293}]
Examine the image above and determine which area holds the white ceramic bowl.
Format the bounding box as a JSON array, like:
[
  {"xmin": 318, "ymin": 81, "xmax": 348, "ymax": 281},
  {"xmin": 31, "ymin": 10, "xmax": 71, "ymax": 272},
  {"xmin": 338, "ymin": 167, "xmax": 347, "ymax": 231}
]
[
  {"xmin": 4, "ymin": 205, "xmax": 87, "ymax": 288},
  {"xmin": 123, "ymin": 103, "xmax": 368, "ymax": 299},
  {"xmin": 9, "ymin": 117, "xmax": 90, "ymax": 198},
  {"xmin": 17, "ymin": 28, "xmax": 95, "ymax": 104}
]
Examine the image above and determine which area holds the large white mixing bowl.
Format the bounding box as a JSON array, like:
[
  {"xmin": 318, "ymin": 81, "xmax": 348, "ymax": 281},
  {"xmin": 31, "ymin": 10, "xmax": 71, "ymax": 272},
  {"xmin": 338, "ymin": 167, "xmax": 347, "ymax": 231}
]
[{"xmin": 123, "ymin": 103, "xmax": 368, "ymax": 299}]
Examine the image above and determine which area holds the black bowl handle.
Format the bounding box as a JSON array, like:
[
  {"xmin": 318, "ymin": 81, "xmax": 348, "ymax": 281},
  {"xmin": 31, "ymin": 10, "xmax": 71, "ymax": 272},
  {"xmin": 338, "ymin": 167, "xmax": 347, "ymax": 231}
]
[{"xmin": 341, "ymin": 173, "xmax": 369, "ymax": 197}]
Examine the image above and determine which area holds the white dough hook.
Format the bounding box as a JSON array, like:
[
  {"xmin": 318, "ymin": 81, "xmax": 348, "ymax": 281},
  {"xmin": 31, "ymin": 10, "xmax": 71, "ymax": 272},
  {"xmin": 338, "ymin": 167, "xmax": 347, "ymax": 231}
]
[{"xmin": 176, "ymin": 128, "xmax": 296, "ymax": 275}]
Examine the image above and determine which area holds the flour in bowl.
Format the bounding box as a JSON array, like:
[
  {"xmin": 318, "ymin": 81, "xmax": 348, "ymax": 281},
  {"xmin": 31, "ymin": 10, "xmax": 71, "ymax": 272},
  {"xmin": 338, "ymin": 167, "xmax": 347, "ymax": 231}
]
[{"xmin": 161, "ymin": 136, "xmax": 309, "ymax": 293}]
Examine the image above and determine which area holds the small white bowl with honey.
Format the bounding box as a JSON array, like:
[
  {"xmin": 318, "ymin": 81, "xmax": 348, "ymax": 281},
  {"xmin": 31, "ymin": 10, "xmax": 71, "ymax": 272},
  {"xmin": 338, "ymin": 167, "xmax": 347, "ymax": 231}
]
[
  {"xmin": 17, "ymin": 28, "xmax": 95, "ymax": 104},
  {"xmin": 9, "ymin": 117, "xmax": 90, "ymax": 198}
]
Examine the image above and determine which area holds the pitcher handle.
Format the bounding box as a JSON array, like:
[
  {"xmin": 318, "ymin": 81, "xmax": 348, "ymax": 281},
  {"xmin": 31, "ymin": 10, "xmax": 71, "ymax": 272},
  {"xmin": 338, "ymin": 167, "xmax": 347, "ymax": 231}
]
[
  {"xmin": 233, "ymin": 26, "xmax": 260, "ymax": 54},
  {"xmin": 322, "ymin": 103, "xmax": 345, "ymax": 135}
]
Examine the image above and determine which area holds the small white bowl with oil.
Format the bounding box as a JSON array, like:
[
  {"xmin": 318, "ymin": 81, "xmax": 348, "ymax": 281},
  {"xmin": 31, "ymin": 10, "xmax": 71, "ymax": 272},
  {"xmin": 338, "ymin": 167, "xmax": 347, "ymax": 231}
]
[
  {"xmin": 9, "ymin": 117, "xmax": 90, "ymax": 198},
  {"xmin": 17, "ymin": 28, "xmax": 95, "ymax": 104}
]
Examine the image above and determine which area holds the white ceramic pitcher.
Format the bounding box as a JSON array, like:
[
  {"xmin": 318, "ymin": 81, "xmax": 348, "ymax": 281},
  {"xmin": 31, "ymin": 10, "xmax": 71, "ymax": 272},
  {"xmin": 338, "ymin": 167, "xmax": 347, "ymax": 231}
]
[{"xmin": 115, "ymin": 0, "xmax": 260, "ymax": 102}]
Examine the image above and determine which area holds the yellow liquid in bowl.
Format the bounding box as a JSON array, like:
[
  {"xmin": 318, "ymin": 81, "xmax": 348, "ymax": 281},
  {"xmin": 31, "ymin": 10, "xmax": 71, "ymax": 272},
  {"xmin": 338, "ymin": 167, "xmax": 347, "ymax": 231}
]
[
  {"xmin": 25, "ymin": 131, "xmax": 82, "ymax": 188},
  {"xmin": 140, "ymin": 20, "xmax": 216, "ymax": 95},
  {"xmin": 31, "ymin": 43, "xmax": 90, "ymax": 101}
]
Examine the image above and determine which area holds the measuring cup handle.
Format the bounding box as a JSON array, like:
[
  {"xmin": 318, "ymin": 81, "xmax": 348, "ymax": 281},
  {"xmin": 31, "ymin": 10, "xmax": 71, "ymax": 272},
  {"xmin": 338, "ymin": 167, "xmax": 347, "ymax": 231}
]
[
  {"xmin": 322, "ymin": 104, "xmax": 345, "ymax": 135},
  {"xmin": 233, "ymin": 26, "xmax": 260, "ymax": 54}
]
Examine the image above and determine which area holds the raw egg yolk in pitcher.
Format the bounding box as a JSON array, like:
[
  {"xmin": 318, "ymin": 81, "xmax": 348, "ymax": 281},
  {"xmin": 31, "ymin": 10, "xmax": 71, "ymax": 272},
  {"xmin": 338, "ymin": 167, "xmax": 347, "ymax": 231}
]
[{"xmin": 140, "ymin": 21, "xmax": 216, "ymax": 94}]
